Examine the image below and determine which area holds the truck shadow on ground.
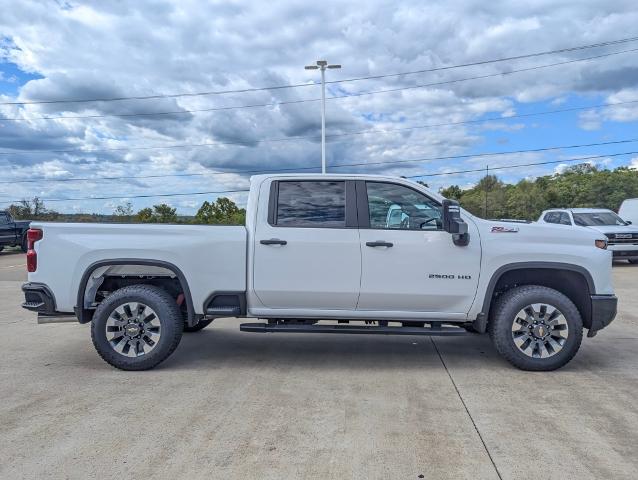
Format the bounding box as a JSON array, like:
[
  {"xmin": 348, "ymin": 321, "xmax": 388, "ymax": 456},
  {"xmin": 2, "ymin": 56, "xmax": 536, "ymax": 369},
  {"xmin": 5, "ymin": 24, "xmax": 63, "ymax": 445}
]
[
  {"xmin": 157, "ymin": 327, "xmax": 512, "ymax": 372},
  {"xmin": 155, "ymin": 326, "xmax": 627, "ymax": 373}
]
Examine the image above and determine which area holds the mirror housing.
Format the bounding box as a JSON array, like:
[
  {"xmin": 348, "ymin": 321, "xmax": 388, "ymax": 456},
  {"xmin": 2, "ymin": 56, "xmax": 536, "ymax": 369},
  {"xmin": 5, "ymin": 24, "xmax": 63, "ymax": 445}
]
[{"xmin": 442, "ymin": 199, "xmax": 470, "ymax": 246}]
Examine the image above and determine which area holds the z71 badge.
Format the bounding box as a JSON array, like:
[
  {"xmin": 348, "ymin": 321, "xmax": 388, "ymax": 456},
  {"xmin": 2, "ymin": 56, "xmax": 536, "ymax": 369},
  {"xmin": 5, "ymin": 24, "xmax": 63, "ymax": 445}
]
[{"xmin": 491, "ymin": 226, "xmax": 519, "ymax": 233}]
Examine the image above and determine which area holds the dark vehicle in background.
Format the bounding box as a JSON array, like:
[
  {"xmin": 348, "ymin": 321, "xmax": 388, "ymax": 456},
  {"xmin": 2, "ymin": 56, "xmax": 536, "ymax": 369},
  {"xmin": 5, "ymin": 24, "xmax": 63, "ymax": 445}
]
[{"xmin": 0, "ymin": 211, "xmax": 30, "ymax": 252}]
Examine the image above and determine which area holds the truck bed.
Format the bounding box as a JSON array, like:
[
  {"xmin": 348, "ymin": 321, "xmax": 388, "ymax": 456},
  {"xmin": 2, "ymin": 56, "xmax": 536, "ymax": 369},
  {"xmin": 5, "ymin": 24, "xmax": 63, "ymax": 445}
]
[{"xmin": 27, "ymin": 222, "xmax": 247, "ymax": 315}]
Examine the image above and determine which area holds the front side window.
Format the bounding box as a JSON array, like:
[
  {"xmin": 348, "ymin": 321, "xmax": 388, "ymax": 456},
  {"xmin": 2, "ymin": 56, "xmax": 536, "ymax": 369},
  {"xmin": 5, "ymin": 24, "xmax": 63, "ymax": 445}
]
[
  {"xmin": 366, "ymin": 182, "xmax": 442, "ymax": 230},
  {"xmin": 558, "ymin": 212, "xmax": 572, "ymax": 225},
  {"xmin": 275, "ymin": 181, "xmax": 346, "ymax": 227}
]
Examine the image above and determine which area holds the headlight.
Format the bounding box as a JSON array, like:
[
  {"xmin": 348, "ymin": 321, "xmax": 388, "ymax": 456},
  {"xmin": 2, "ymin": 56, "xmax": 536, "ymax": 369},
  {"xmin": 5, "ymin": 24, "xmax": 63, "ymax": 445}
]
[{"xmin": 595, "ymin": 239, "xmax": 608, "ymax": 250}]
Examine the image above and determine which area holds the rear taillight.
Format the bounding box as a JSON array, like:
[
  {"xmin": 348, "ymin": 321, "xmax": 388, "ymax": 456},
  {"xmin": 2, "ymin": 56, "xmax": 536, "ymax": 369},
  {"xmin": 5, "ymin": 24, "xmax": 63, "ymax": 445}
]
[{"xmin": 26, "ymin": 228, "xmax": 43, "ymax": 273}]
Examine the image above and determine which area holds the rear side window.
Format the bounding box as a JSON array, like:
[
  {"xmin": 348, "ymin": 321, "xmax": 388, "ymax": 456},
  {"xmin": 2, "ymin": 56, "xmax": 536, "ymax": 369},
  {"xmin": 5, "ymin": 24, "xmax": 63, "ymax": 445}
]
[
  {"xmin": 0, "ymin": 213, "xmax": 9, "ymax": 225},
  {"xmin": 275, "ymin": 181, "xmax": 346, "ymax": 227},
  {"xmin": 544, "ymin": 212, "xmax": 560, "ymax": 224}
]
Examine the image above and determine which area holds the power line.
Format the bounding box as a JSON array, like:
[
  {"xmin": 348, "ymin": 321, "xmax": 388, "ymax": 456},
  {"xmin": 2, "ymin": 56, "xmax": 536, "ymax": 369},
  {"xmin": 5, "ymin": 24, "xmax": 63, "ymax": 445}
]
[
  {"xmin": 2, "ymin": 98, "xmax": 637, "ymax": 161},
  {"xmin": 0, "ymin": 188, "xmax": 251, "ymax": 205},
  {"xmin": 3, "ymin": 138, "xmax": 637, "ymax": 184},
  {"xmin": 3, "ymin": 46, "xmax": 637, "ymax": 122},
  {"xmin": 2, "ymin": 151, "xmax": 635, "ymax": 206},
  {"xmin": 331, "ymin": 138, "xmax": 638, "ymax": 170},
  {"xmin": 406, "ymin": 151, "xmax": 638, "ymax": 178},
  {"xmin": 1, "ymin": 139, "xmax": 637, "ymax": 199},
  {"xmin": 3, "ymin": 36, "xmax": 638, "ymax": 106}
]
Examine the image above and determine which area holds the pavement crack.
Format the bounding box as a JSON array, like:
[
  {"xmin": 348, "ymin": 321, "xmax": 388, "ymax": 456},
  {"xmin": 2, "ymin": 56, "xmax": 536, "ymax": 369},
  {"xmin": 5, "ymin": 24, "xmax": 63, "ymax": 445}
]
[{"xmin": 430, "ymin": 337, "xmax": 503, "ymax": 480}]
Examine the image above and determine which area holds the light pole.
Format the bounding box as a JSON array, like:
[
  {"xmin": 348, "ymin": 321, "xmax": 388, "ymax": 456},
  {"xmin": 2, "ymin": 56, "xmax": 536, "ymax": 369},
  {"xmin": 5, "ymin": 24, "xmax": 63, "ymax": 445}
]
[{"xmin": 305, "ymin": 60, "xmax": 341, "ymax": 173}]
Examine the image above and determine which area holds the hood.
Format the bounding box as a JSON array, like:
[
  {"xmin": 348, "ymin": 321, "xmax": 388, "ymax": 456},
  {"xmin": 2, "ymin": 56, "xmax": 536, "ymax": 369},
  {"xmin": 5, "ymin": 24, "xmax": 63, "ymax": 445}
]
[
  {"xmin": 584, "ymin": 224, "xmax": 638, "ymax": 235},
  {"xmin": 473, "ymin": 217, "xmax": 604, "ymax": 245}
]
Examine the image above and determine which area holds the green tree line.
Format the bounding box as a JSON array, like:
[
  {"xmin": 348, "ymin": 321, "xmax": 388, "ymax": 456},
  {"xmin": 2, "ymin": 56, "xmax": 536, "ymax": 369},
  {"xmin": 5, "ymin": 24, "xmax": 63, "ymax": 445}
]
[
  {"xmin": 8, "ymin": 197, "xmax": 246, "ymax": 225},
  {"xmin": 440, "ymin": 164, "xmax": 638, "ymax": 220}
]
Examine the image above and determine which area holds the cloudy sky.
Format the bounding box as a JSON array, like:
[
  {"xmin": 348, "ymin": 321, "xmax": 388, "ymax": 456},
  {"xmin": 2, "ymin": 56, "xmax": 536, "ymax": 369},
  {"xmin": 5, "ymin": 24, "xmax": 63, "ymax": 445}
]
[{"xmin": 1, "ymin": 0, "xmax": 638, "ymax": 215}]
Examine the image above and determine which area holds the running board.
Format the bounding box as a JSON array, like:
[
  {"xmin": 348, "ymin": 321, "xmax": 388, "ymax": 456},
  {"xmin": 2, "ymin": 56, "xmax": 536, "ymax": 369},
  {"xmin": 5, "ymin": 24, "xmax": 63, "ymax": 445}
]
[{"xmin": 239, "ymin": 322, "xmax": 468, "ymax": 336}]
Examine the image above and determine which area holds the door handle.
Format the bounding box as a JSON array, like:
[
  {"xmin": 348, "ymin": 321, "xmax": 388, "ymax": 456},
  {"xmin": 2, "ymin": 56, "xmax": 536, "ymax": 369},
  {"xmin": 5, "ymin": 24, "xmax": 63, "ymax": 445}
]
[
  {"xmin": 260, "ymin": 238, "xmax": 287, "ymax": 246},
  {"xmin": 366, "ymin": 241, "xmax": 393, "ymax": 248}
]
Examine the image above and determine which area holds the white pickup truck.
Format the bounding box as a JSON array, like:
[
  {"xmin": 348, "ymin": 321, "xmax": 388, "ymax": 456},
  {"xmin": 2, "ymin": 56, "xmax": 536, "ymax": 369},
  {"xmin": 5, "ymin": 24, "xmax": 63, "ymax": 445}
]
[{"xmin": 21, "ymin": 174, "xmax": 617, "ymax": 371}]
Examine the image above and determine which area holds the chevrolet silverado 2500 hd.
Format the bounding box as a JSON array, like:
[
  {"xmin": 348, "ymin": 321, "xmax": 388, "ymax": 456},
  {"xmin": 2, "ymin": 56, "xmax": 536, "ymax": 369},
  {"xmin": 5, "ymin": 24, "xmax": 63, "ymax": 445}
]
[{"xmin": 21, "ymin": 174, "xmax": 617, "ymax": 371}]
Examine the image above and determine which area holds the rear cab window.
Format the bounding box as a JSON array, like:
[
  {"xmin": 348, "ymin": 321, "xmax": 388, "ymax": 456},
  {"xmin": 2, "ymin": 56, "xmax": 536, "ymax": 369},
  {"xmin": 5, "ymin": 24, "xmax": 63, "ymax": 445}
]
[{"xmin": 271, "ymin": 181, "xmax": 348, "ymax": 228}]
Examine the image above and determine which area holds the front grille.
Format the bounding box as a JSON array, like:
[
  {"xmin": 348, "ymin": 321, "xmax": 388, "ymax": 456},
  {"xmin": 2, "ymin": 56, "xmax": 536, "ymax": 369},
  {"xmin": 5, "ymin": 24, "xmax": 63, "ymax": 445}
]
[{"xmin": 604, "ymin": 232, "xmax": 638, "ymax": 245}]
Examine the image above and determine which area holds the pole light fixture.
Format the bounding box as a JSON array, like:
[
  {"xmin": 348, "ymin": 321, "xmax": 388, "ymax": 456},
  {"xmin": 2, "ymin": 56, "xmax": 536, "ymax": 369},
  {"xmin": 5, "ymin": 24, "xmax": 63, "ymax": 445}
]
[{"xmin": 304, "ymin": 59, "xmax": 341, "ymax": 173}]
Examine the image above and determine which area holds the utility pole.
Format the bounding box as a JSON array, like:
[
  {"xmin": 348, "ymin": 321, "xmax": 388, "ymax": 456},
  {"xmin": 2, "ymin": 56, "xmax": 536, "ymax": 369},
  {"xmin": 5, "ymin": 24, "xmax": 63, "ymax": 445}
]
[
  {"xmin": 484, "ymin": 165, "xmax": 489, "ymax": 219},
  {"xmin": 304, "ymin": 60, "xmax": 341, "ymax": 173}
]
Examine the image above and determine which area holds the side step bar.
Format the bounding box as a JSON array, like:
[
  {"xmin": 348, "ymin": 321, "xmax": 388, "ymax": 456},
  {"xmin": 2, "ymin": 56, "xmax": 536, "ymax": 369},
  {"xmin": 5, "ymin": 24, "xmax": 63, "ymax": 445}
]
[{"xmin": 239, "ymin": 322, "xmax": 468, "ymax": 336}]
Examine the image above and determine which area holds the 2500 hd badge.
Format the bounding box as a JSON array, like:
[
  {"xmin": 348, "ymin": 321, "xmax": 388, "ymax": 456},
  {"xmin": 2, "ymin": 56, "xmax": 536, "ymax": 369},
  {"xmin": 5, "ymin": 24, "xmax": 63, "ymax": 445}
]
[{"xmin": 428, "ymin": 274, "xmax": 473, "ymax": 280}]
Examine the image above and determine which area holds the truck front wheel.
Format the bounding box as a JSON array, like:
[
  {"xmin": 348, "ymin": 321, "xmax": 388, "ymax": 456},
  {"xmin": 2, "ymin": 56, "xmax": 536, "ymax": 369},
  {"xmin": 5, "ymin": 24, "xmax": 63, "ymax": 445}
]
[
  {"xmin": 91, "ymin": 285, "xmax": 183, "ymax": 370},
  {"xmin": 488, "ymin": 285, "xmax": 583, "ymax": 371}
]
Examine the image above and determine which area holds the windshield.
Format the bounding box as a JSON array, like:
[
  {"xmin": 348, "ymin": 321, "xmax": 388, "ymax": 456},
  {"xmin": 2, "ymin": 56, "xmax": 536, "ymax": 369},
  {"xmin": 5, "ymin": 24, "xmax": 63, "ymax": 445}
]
[{"xmin": 573, "ymin": 212, "xmax": 627, "ymax": 226}]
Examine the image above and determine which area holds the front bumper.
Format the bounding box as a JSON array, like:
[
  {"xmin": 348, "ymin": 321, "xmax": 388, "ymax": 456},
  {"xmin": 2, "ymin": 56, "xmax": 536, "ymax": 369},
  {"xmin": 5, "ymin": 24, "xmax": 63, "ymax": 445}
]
[
  {"xmin": 588, "ymin": 294, "xmax": 618, "ymax": 337},
  {"xmin": 611, "ymin": 250, "xmax": 638, "ymax": 259},
  {"xmin": 22, "ymin": 282, "xmax": 76, "ymax": 323}
]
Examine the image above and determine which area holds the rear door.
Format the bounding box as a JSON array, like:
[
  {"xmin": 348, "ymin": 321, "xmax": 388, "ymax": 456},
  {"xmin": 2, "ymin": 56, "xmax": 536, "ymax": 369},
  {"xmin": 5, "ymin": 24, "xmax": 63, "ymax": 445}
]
[
  {"xmin": 357, "ymin": 181, "xmax": 481, "ymax": 315},
  {"xmin": 252, "ymin": 180, "xmax": 361, "ymax": 310}
]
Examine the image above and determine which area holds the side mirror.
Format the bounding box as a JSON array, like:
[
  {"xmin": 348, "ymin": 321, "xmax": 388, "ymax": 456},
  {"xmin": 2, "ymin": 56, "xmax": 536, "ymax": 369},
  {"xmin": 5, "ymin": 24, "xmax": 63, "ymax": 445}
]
[
  {"xmin": 626, "ymin": 220, "xmax": 633, "ymax": 225},
  {"xmin": 442, "ymin": 199, "xmax": 469, "ymax": 246}
]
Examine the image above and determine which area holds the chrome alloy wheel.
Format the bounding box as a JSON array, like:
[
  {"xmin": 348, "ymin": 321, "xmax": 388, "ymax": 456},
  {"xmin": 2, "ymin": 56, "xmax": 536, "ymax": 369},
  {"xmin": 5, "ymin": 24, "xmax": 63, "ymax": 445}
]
[
  {"xmin": 105, "ymin": 302, "xmax": 161, "ymax": 357},
  {"xmin": 511, "ymin": 303, "xmax": 569, "ymax": 359}
]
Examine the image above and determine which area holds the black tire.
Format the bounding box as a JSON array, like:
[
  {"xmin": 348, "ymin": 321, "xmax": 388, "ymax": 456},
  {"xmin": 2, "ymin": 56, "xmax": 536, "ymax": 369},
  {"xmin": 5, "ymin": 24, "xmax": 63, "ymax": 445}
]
[
  {"xmin": 21, "ymin": 234, "xmax": 28, "ymax": 253},
  {"xmin": 91, "ymin": 285, "xmax": 183, "ymax": 370},
  {"xmin": 488, "ymin": 285, "xmax": 583, "ymax": 371},
  {"xmin": 184, "ymin": 318, "xmax": 214, "ymax": 332}
]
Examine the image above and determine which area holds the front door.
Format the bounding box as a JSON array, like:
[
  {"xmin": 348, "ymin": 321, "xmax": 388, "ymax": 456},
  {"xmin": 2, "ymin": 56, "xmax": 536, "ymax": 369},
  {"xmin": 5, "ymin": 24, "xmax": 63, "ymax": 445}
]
[
  {"xmin": 357, "ymin": 181, "xmax": 481, "ymax": 316},
  {"xmin": 253, "ymin": 180, "xmax": 361, "ymax": 310}
]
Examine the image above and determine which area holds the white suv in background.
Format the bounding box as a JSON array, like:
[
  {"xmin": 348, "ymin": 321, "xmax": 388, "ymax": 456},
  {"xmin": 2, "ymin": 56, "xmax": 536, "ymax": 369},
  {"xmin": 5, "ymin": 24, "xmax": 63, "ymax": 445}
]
[
  {"xmin": 538, "ymin": 208, "xmax": 638, "ymax": 263},
  {"xmin": 619, "ymin": 198, "xmax": 638, "ymax": 226}
]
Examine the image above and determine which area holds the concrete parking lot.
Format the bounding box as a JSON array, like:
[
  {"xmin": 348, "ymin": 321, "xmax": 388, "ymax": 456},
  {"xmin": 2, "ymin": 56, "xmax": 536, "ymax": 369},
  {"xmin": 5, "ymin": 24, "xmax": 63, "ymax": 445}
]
[{"xmin": 1, "ymin": 250, "xmax": 637, "ymax": 480}]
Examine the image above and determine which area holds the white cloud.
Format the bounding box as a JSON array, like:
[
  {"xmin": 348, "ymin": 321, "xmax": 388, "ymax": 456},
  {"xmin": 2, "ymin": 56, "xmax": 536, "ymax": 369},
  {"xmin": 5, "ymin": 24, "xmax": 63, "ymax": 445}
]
[
  {"xmin": 0, "ymin": 0, "xmax": 637, "ymax": 213},
  {"xmin": 578, "ymin": 110, "xmax": 602, "ymax": 131}
]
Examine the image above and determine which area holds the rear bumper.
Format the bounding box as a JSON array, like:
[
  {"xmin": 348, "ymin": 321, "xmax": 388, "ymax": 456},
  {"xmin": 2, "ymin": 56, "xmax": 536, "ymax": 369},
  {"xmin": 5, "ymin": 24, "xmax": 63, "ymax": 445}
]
[
  {"xmin": 21, "ymin": 282, "xmax": 76, "ymax": 322},
  {"xmin": 588, "ymin": 294, "xmax": 618, "ymax": 337}
]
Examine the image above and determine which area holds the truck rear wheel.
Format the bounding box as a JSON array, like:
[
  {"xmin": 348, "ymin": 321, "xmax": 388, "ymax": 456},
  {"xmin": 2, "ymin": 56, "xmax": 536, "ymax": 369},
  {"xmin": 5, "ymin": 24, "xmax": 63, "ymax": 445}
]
[
  {"xmin": 488, "ymin": 285, "xmax": 583, "ymax": 371},
  {"xmin": 21, "ymin": 234, "xmax": 28, "ymax": 253},
  {"xmin": 91, "ymin": 285, "xmax": 183, "ymax": 370}
]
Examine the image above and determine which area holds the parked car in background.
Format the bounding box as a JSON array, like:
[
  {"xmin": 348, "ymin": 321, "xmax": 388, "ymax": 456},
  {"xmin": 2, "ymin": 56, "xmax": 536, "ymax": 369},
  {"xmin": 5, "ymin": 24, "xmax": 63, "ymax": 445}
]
[
  {"xmin": 619, "ymin": 198, "xmax": 638, "ymax": 226},
  {"xmin": 538, "ymin": 208, "xmax": 638, "ymax": 263},
  {"xmin": 0, "ymin": 210, "xmax": 30, "ymax": 253}
]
